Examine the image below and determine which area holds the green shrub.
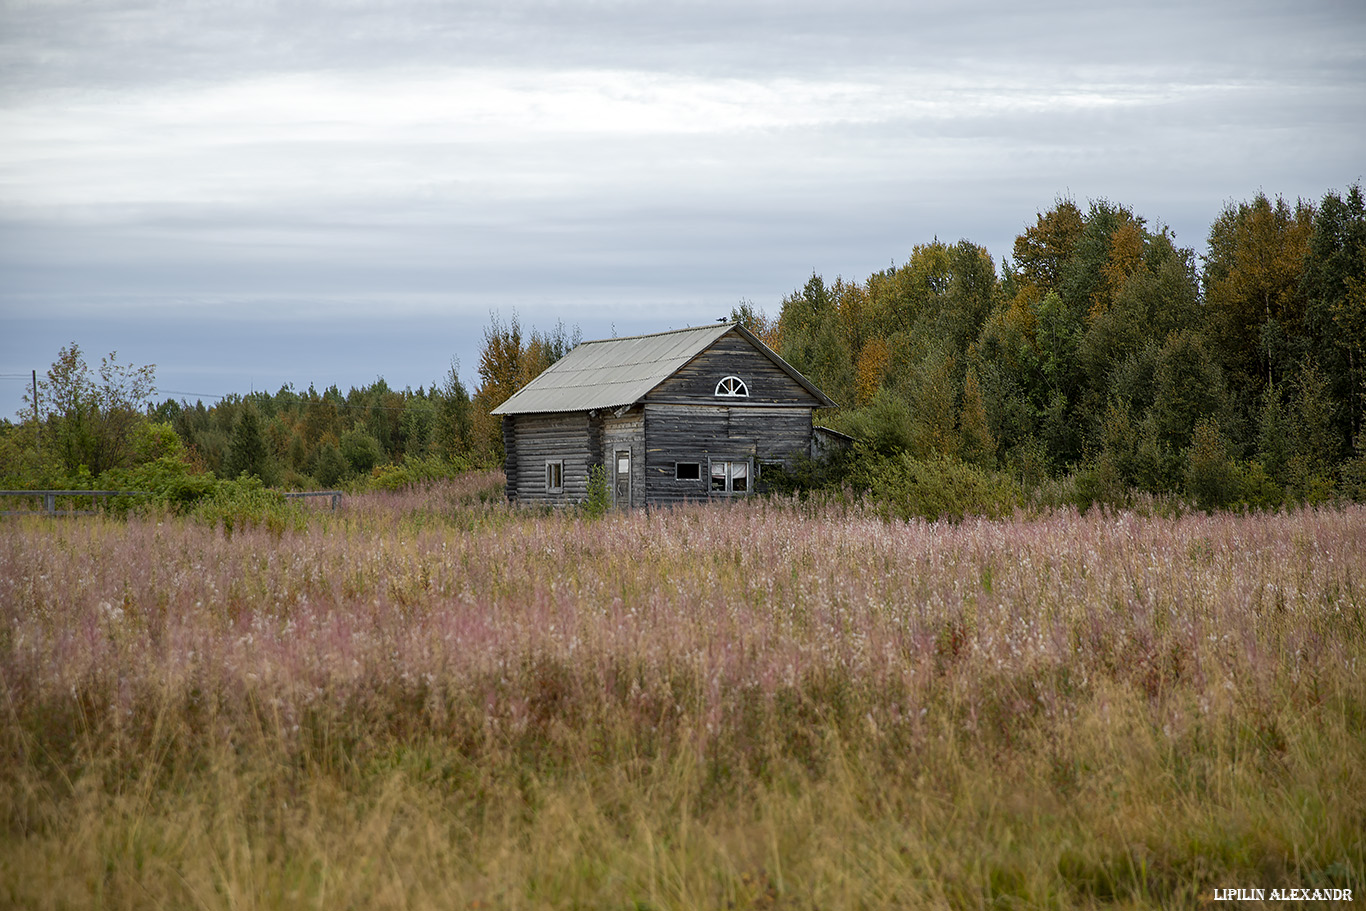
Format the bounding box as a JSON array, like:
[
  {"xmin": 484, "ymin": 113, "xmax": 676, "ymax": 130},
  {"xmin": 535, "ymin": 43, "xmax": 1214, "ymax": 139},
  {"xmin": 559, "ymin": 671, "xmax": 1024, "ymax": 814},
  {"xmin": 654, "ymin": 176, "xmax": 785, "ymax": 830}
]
[
  {"xmin": 130, "ymin": 421, "xmax": 185, "ymax": 463},
  {"xmin": 1186, "ymin": 418, "xmax": 1238, "ymax": 512},
  {"xmin": 369, "ymin": 463, "xmax": 412, "ymax": 492},
  {"xmin": 191, "ymin": 475, "xmax": 303, "ymax": 537},
  {"xmin": 1342, "ymin": 449, "xmax": 1366, "ymax": 502},
  {"xmin": 339, "ymin": 429, "xmax": 384, "ymax": 476},
  {"xmin": 368, "ymin": 454, "xmax": 474, "ymax": 492},
  {"xmin": 1236, "ymin": 460, "xmax": 1284, "ymax": 511},
  {"xmin": 0, "ymin": 421, "xmax": 61, "ymax": 489},
  {"xmin": 833, "ymin": 391, "xmax": 914, "ymax": 455},
  {"xmin": 1072, "ymin": 456, "xmax": 1131, "ymax": 514},
  {"xmin": 102, "ymin": 456, "xmax": 215, "ymax": 513},
  {"xmin": 581, "ymin": 464, "xmax": 612, "ymax": 518},
  {"xmin": 1283, "ymin": 454, "xmax": 1338, "ymax": 505},
  {"xmin": 759, "ymin": 449, "xmax": 854, "ymax": 500},
  {"xmin": 279, "ymin": 468, "xmax": 317, "ymax": 491},
  {"xmin": 850, "ymin": 448, "xmax": 1022, "ymax": 521}
]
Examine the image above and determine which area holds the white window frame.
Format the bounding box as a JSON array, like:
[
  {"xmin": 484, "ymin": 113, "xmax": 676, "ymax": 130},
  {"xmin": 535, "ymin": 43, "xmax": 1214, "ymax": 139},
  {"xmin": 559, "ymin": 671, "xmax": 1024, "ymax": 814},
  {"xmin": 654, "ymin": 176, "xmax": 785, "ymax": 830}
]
[
  {"xmin": 545, "ymin": 460, "xmax": 564, "ymax": 494},
  {"xmin": 714, "ymin": 375, "xmax": 749, "ymax": 398},
  {"xmin": 709, "ymin": 457, "xmax": 753, "ymax": 496}
]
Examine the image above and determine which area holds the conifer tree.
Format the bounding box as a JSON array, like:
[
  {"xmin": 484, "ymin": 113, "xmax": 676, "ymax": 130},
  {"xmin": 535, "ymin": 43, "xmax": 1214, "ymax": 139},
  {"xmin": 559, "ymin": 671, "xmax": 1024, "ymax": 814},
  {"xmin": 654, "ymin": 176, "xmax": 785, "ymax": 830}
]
[{"xmin": 226, "ymin": 405, "xmax": 269, "ymax": 481}]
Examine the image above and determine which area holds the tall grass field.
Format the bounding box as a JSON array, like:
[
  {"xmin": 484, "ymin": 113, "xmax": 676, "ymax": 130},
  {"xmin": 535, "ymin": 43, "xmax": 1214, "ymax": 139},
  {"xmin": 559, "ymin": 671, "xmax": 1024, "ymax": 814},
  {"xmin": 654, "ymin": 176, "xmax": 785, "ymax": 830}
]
[{"xmin": 2, "ymin": 475, "xmax": 1363, "ymax": 909}]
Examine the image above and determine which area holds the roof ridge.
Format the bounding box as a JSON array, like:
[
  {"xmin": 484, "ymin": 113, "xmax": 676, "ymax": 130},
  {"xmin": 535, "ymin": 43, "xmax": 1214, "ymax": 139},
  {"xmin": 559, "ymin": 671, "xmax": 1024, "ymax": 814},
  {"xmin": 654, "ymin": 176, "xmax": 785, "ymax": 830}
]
[
  {"xmin": 578, "ymin": 323, "xmax": 732, "ymax": 345},
  {"xmin": 491, "ymin": 320, "xmax": 834, "ymax": 415}
]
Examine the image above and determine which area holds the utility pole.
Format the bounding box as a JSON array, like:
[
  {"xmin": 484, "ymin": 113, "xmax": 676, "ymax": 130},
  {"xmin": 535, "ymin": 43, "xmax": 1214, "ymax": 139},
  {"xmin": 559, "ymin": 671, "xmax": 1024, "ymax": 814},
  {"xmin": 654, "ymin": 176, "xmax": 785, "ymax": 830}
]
[{"xmin": 31, "ymin": 369, "xmax": 40, "ymax": 457}]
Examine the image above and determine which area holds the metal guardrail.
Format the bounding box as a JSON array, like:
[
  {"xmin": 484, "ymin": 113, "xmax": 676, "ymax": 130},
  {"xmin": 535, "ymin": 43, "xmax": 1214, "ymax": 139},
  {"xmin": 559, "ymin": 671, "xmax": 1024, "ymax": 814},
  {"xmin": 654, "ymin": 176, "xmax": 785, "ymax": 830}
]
[
  {"xmin": 283, "ymin": 490, "xmax": 344, "ymax": 510},
  {"xmin": 0, "ymin": 490, "xmax": 152, "ymax": 517},
  {"xmin": 1, "ymin": 489, "xmax": 344, "ymax": 516}
]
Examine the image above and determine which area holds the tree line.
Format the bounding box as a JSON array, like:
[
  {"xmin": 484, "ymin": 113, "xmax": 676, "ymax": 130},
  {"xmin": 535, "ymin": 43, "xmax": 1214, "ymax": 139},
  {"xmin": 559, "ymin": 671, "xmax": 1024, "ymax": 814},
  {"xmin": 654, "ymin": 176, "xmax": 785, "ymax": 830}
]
[
  {"xmin": 753, "ymin": 186, "xmax": 1365, "ymax": 511},
  {"xmin": 0, "ymin": 314, "xmax": 577, "ymax": 496},
  {"xmin": 2, "ymin": 185, "xmax": 1363, "ymax": 514}
]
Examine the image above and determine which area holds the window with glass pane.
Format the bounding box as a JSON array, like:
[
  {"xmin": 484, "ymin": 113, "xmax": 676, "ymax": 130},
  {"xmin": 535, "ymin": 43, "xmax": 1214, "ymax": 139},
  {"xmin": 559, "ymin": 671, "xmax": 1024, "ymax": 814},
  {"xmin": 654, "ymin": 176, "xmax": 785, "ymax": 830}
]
[{"xmin": 710, "ymin": 459, "xmax": 751, "ymax": 494}]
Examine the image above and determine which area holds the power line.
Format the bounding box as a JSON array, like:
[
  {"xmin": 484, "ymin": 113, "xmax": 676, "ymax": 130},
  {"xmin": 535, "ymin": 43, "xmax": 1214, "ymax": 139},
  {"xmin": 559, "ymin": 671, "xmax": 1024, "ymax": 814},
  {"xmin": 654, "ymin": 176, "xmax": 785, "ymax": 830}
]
[
  {"xmin": 159, "ymin": 390, "xmax": 229, "ymax": 401},
  {"xmin": 156, "ymin": 390, "xmax": 456, "ymax": 415}
]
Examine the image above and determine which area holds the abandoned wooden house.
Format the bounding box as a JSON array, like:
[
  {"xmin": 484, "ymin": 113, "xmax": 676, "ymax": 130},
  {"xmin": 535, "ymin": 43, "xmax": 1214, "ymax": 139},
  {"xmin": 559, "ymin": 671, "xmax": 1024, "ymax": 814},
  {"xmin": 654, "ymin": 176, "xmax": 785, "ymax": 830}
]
[{"xmin": 491, "ymin": 322, "xmax": 837, "ymax": 508}]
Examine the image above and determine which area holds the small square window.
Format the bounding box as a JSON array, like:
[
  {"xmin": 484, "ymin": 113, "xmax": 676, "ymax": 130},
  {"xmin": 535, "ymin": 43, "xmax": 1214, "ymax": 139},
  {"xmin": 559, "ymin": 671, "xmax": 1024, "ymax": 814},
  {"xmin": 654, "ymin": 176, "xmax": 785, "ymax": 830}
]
[
  {"xmin": 675, "ymin": 462, "xmax": 701, "ymax": 481},
  {"xmin": 545, "ymin": 460, "xmax": 564, "ymax": 493}
]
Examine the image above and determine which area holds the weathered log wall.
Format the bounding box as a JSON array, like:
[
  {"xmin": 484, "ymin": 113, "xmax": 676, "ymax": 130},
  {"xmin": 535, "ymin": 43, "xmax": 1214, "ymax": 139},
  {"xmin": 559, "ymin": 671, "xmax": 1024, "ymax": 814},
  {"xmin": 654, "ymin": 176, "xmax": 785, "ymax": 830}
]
[
  {"xmin": 643, "ymin": 404, "xmax": 813, "ymax": 506},
  {"xmin": 645, "ymin": 334, "xmax": 824, "ymax": 406},
  {"xmin": 506, "ymin": 412, "xmax": 592, "ymax": 505}
]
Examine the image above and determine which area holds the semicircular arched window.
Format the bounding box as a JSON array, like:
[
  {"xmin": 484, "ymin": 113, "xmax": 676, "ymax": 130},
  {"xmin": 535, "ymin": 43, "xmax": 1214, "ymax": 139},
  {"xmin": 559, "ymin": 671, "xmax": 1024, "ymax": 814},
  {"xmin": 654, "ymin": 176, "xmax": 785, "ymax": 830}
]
[{"xmin": 715, "ymin": 376, "xmax": 749, "ymax": 397}]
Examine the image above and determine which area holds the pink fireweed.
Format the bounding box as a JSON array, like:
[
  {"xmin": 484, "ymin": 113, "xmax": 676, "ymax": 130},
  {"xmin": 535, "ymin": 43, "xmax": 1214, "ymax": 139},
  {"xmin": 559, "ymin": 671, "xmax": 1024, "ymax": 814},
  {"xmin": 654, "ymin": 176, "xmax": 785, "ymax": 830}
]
[{"xmin": 3, "ymin": 495, "xmax": 1362, "ymax": 757}]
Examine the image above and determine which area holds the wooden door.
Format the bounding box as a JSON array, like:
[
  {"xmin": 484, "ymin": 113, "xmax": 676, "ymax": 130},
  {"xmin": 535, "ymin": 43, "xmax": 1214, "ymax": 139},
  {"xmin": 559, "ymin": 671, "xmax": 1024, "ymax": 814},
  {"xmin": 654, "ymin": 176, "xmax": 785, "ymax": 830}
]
[{"xmin": 614, "ymin": 449, "xmax": 631, "ymax": 508}]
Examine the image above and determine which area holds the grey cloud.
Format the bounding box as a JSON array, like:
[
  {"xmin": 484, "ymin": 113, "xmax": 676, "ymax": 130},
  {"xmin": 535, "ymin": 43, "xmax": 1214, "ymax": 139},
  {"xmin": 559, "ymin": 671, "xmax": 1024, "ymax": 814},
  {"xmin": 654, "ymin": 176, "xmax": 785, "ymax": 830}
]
[
  {"xmin": 5, "ymin": 0, "xmax": 1361, "ymax": 90},
  {"xmin": 2, "ymin": 0, "xmax": 1363, "ymax": 413}
]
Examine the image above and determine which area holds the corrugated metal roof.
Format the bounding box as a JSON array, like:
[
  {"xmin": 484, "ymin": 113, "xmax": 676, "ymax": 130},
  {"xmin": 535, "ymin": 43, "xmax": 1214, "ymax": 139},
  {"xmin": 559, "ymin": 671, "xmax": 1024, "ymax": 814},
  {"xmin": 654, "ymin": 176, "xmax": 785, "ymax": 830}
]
[{"xmin": 491, "ymin": 323, "xmax": 735, "ymax": 415}]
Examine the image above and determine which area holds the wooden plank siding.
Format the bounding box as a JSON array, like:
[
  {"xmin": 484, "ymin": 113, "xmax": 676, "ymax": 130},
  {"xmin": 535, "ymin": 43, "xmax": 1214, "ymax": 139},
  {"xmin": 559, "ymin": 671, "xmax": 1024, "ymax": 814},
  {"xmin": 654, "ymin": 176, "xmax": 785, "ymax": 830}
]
[
  {"xmin": 507, "ymin": 412, "xmax": 593, "ymax": 505},
  {"xmin": 502, "ymin": 417, "xmax": 519, "ymax": 500},
  {"xmin": 644, "ymin": 334, "xmax": 824, "ymax": 406},
  {"xmin": 643, "ymin": 404, "xmax": 813, "ymax": 507},
  {"xmin": 602, "ymin": 407, "xmax": 646, "ymax": 509}
]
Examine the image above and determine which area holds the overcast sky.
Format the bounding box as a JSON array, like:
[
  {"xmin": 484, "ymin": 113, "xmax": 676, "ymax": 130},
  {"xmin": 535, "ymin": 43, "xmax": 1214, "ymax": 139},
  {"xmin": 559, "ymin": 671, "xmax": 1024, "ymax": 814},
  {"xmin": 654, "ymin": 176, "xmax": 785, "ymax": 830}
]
[{"xmin": 2, "ymin": 0, "xmax": 1363, "ymax": 416}]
